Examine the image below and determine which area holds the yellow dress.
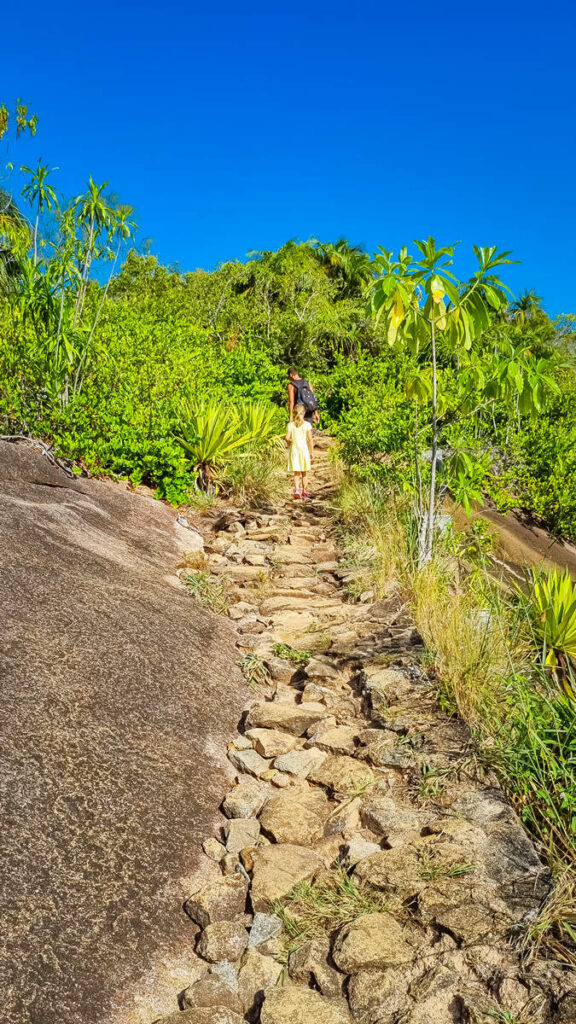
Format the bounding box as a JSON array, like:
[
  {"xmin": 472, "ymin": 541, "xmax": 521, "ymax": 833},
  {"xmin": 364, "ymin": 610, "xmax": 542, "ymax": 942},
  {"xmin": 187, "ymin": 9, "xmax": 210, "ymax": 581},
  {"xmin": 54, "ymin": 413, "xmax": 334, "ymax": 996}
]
[{"xmin": 287, "ymin": 421, "xmax": 312, "ymax": 472}]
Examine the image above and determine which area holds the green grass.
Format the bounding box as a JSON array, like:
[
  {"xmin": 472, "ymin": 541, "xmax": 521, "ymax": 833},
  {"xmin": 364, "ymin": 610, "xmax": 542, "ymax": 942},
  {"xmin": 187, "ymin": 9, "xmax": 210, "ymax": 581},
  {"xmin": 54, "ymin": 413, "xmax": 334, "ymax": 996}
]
[
  {"xmin": 272, "ymin": 868, "xmax": 390, "ymax": 951},
  {"xmin": 237, "ymin": 652, "xmax": 272, "ymax": 689},
  {"xmin": 272, "ymin": 642, "xmax": 311, "ymax": 663},
  {"xmin": 419, "ymin": 860, "xmax": 476, "ymax": 881},
  {"xmin": 184, "ymin": 570, "xmax": 230, "ymax": 614}
]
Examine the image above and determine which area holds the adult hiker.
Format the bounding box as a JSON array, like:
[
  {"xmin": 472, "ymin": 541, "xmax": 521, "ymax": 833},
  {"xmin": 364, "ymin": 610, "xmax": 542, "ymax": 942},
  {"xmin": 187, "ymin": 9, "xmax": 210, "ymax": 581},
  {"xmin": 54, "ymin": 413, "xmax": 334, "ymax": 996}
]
[
  {"xmin": 285, "ymin": 403, "xmax": 314, "ymax": 500},
  {"xmin": 287, "ymin": 367, "xmax": 319, "ymax": 424}
]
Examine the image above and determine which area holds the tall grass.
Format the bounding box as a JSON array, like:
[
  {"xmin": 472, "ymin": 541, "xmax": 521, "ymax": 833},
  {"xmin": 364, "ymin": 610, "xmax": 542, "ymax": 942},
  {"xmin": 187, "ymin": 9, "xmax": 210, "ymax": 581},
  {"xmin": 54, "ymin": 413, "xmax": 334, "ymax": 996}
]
[
  {"xmin": 221, "ymin": 448, "xmax": 284, "ymax": 508},
  {"xmin": 334, "ymin": 472, "xmax": 576, "ymax": 958},
  {"xmin": 334, "ymin": 477, "xmax": 409, "ymax": 597},
  {"xmin": 409, "ymin": 558, "xmax": 517, "ymax": 727}
]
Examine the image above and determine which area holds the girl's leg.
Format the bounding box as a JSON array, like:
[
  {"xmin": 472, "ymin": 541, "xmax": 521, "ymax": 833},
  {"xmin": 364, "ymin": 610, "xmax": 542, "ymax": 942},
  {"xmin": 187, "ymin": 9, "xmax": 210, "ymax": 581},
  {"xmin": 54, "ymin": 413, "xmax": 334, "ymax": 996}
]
[
  {"xmin": 301, "ymin": 471, "xmax": 308, "ymax": 496},
  {"xmin": 293, "ymin": 472, "xmax": 302, "ymax": 496}
]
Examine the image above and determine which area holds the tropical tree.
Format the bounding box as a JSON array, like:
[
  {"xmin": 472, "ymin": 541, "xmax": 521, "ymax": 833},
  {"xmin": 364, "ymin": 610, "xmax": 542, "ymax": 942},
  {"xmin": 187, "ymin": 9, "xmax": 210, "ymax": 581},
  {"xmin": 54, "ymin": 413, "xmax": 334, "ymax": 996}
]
[
  {"xmin": 0, "ymin": 187, "xmax": 29, "ymax": 292},
  {"xmin": 72, "ymin": 177, "xmax": 113, "ymax": 324},
  {"xmin": 370, "ymin": 238, "xmax": 515, "ymax": 563},
  {"xmin": 509, "ymin": 289, "xmax": 543, "ymax": 324},
  {"xmin": 20, "ymin": 160, "xmax": 59, "ymax": 265},
  {"xmin": 73, "ymin": 203, "xmax": 136, "ymax": 394},
  {"xmin": 0, "ymin": 99, "xmax": 38, "ymax": 141},
  {"xmin": 315, "ymin": 238, "xmax": 374, "ymax": 298}
]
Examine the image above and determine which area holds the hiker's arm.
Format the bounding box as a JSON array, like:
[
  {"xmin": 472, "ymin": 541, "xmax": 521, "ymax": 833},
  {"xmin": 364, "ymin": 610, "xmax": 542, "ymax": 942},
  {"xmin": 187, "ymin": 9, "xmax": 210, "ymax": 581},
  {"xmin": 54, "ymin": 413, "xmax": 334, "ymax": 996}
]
[
  {"xmin": 309, "ymin": 380, "xmax": 320, "ymax": 424},
  {"xmin": 288, "ymin": 382, "xmax": 295, "ymax": 419}
]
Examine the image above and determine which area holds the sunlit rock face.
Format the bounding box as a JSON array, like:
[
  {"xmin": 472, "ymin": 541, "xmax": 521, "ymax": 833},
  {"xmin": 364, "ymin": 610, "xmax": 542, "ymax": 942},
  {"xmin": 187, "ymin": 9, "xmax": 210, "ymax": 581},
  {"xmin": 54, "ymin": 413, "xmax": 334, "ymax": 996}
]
[{"xmin": 0, "ymin": 441, "xmax": 246, "ymax": 1024}]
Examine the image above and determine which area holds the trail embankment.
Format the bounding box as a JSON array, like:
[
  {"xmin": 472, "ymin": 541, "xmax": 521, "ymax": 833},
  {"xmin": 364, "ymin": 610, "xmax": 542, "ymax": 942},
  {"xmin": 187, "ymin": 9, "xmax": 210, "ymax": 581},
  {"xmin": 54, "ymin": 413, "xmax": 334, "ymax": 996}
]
[{"xmin": 0, "ymin": 440, "xmax": 247, "ymax": 1024}]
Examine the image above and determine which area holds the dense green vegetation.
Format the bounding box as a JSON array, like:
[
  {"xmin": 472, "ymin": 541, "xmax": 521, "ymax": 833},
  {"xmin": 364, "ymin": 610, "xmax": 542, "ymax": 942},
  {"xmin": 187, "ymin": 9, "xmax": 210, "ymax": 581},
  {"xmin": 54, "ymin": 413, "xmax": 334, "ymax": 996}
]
[
  {"xmin": 3, "ymin": 99, "xmax": 576, "ymax": 949},
  {"xmin": 2, "ymin": 117, "xmax": 575, "ymax": 532}
]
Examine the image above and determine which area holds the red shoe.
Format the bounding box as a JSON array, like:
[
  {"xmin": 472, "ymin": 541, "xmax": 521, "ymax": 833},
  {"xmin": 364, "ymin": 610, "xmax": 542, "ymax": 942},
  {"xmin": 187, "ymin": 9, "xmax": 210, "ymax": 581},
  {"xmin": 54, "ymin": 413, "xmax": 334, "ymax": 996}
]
[
  {"xmin": 301, "ymin": 491, "xmax": 310, "ymax": 499},
  {"xmin": 293, "ymin": 491, "xmax": 302, "ymax": 499}
]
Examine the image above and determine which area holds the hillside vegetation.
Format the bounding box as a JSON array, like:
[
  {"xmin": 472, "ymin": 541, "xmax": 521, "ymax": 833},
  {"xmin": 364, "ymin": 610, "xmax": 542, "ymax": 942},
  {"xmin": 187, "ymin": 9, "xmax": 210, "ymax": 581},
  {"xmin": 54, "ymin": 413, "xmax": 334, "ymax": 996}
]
[{"xmin": 3, "ymin": 104, "xmax": 576, "ymax": 917}]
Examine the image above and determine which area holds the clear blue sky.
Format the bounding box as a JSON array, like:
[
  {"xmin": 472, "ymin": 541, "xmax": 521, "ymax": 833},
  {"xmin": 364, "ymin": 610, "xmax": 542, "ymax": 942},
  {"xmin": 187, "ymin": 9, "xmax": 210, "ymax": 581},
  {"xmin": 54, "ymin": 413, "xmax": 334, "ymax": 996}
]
[{"xmin": 3, "ymin": 0, "xmax": 575, "ymax": 312}]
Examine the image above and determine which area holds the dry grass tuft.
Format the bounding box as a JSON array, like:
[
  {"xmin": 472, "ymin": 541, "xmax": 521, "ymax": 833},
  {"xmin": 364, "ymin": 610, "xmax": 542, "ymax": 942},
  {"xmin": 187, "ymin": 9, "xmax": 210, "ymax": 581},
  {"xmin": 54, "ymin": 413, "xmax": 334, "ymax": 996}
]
[
  {"xmin": 409, "ymin": 558, "xmax": 519, "ymax": 728},
  {"xmin": 522, "ymin": 869, "xmax": 576, "ymax": 966},
  {"xmin": 334, "ymin": 477, "xmax": 409, "ymax": 598}
]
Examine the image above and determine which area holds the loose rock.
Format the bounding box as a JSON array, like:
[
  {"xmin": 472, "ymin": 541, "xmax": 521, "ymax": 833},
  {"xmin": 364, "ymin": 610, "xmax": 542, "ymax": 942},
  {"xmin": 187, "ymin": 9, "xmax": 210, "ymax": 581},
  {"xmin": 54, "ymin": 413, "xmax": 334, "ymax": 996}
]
[
  {"xmin": 345, "ymin": 837, "xmax": 382, "ymax": 866},
  {"xmin": 203, "ymin": 837, "xmax": 226, "ymax": 862},
  {"xmin": 248, "ymin": 912, "xmax": 282, "ymax": 948},
  {"xmin": 181, "ymin": 971, "xmax": 242, "ymax": 1013},
  {"xmin": 308, "ymin": 754, "xmax": 374, "ymax": 796},
  {"xmin": 307, "ymin": 726, "xmax": 358, "ymax": 755},
  {"xmin": 250, "ymin": 843, "xmax": 324, "ymax": 911},
  {"xmin": 246, "ymin": 701, "xmax": 328, "ymax": 736},
  {"xmin": 260, "ymin": 986, "xmax": 350, "ymax": 1024},
  {"xmin": 237, "ymin": 948, "xmax": 283, "ymax": 1015},
  {"xmin": 246, "ymin": 728, "xmax": 298, "ymax": 758},
  {"xmin": 153, "ymin": 1009, "xmax": 244, "ymax": 1024},
  {"xmin": 332, "ymin": 912, "xmax": 416, "ymax": 972},
  {"xmin": 227, "ymin": 747, "xmax": 272, "ymax": 779},
  {"xmin": 197, "ymin": 921, "xmax": 249, "ymax": 963},
  {"xmin": 185, "ymin": 876, "xmax": 248, "ymax": 928},
  {"xmin": 225, "ymin": 817, "xmax": 261, "ymax": 854},
  {"xmin": 222, "ymin": 782, "xmax": 267, "ymax": 819},
  {"xmin": 259, "ymin": 786, "xmax": 330, "ymax": 844},
  {"xmin": 273, "ymin": 746, "xmax": 327, "ymax": 778}
]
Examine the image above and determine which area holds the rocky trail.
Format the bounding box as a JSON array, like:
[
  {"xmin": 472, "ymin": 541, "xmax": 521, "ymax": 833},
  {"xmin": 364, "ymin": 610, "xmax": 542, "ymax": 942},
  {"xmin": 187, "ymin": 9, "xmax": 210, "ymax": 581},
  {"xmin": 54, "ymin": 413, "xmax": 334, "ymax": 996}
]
[{"xmin": 156, "ymin": 437, "xmax": 576, "ymax": 1024}]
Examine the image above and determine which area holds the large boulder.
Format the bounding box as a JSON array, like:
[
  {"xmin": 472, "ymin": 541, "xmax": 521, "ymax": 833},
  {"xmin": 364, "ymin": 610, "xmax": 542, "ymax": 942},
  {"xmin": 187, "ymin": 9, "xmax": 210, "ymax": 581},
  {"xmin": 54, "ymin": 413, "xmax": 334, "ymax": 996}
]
[
  {"xmin": 250, "ymin": 844, "xmax": 324, "ymax": 910},
  {"xmin": 0, "ymin": 441, "xmax": 251, "ymax": 1024}
]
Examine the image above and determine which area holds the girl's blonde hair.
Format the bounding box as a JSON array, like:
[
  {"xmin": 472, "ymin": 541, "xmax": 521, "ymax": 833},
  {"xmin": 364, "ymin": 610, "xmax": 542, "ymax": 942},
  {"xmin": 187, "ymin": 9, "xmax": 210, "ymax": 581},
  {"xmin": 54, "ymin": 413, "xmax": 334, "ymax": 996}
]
[{"xmin": 293, "ymin": 404, "xmax": 306, "ymax": 426}]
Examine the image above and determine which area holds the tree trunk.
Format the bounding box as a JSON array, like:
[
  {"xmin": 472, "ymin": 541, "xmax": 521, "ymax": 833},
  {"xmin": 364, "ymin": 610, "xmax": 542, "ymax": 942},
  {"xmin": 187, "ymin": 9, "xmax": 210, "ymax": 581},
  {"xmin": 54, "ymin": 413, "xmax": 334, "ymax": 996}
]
[
  {"xmin": 423, "ymin": 317, "xmax": 438, "ymax": 565},
  {"xmin": 73, "ymin": 216, "xmax": 94, "ymax": 326},
  {"xmin": 33, "ymin": 210, "xmax": 39, "ymax": 266},
  {"xmin": 73, "ymin": 241, "xmax": 120, "ymax": 395}
]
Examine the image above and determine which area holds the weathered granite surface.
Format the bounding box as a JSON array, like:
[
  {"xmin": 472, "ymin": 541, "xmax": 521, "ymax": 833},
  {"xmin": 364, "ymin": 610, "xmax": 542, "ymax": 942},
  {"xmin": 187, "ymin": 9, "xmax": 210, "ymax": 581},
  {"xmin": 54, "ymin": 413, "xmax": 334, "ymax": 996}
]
[{"xmin": 0, "ymin": 441, "xmax": 246, "ymax": 1024}]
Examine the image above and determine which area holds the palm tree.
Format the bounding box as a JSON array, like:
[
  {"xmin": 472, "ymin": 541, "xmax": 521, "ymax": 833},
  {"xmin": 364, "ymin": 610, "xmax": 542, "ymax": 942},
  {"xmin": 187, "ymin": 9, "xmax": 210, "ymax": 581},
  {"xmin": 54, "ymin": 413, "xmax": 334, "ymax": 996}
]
[
  {"xmin": 315, "ymin": 238, "xmax": 374, "ymax": 297},
  {"xmin": 509, "ymin": 289, "xmax": 543, "ymax": 324},
  {"xmin": 0, "ymin": 187, "xmax": 30, "ymax": 293},
  {"xmin": 72, "ymin": 177, "xmax": 113, "ymax": 324},
  {"xmin": 21, "ymin": 160, "xmax": 59, "ymax": 265}
]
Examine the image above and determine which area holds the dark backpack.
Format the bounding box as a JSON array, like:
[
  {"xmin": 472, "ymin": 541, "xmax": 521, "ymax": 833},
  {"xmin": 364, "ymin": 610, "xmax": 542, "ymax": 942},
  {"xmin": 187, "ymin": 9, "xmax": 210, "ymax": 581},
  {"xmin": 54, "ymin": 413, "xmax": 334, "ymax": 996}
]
[{"xmin": 293, "ymin": 378, "xmax": 318, "ymax": 413}]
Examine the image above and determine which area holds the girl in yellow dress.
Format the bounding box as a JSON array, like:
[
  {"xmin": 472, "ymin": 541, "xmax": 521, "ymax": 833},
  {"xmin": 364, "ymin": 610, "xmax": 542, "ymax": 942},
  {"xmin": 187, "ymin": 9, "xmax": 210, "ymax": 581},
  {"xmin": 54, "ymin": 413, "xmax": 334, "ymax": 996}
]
[{"xmin": 285, "ymin": 403, "xmax": 314, "ymax": 499}]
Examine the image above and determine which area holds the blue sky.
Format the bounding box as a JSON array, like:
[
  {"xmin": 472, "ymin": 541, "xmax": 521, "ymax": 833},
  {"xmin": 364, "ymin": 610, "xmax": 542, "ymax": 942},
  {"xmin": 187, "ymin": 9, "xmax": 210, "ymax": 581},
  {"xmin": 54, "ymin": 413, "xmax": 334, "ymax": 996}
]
[{"xmin": 3, "ymin": 0, "xmax": 575, "ymax": 312}]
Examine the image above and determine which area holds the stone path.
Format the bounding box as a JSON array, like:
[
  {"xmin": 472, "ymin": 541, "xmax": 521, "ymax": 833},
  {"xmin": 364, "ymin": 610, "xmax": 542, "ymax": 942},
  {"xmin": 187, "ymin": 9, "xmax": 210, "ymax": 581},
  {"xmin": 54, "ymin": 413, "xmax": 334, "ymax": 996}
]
[{"xmin": 157, "ymin": 438, "xmax": 576, "ymax": 1024}]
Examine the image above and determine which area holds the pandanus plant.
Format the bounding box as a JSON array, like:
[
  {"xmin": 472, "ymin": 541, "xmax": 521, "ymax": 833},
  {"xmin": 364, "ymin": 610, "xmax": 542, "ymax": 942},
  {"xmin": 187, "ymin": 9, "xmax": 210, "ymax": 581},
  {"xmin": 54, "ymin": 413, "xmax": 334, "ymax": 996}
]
[
  {"xmin": 177, "ymin": 398, "xmax": 281, "ymax": 490},
  {"xmin": 521, "ymin": 568, "xmax": 576, "ymax": 702}
]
